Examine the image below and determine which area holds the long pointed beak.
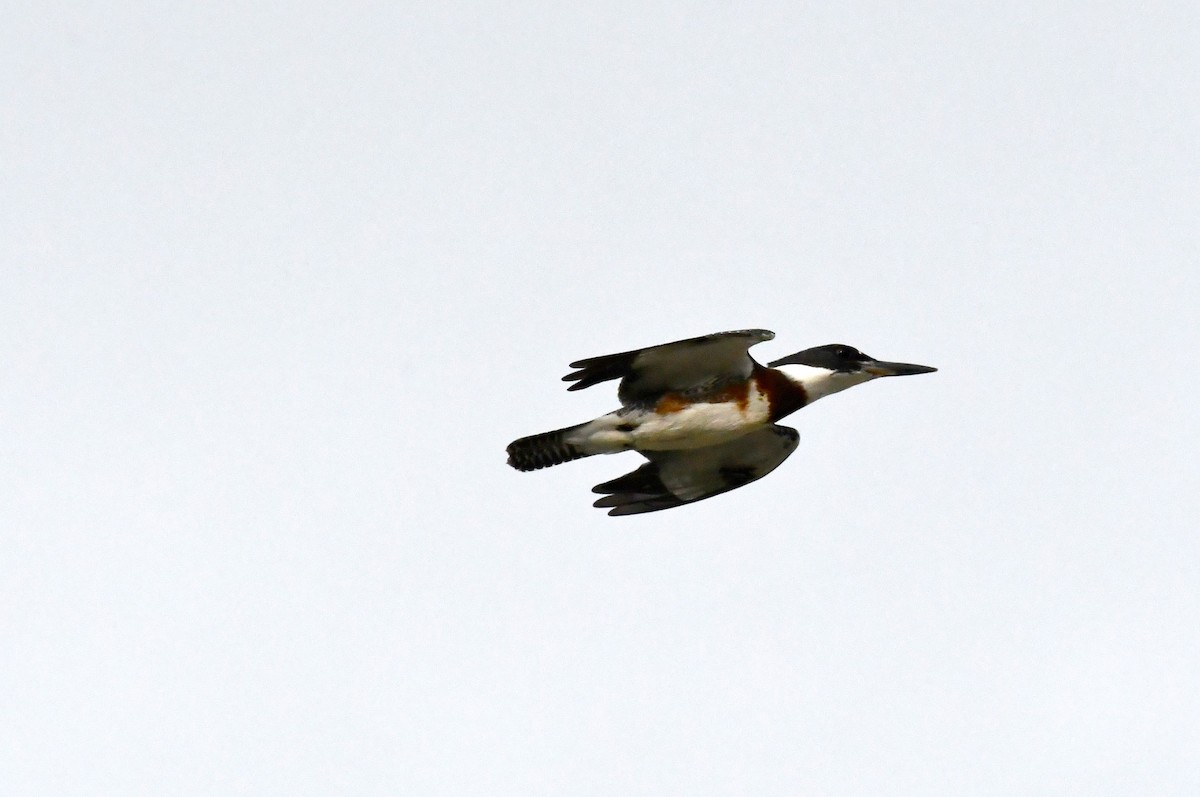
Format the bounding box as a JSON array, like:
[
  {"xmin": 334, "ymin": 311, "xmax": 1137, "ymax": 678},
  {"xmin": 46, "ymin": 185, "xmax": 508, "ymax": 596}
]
[{"xmin": 863, "ymin": 359, "xmax": 938, "ymax": 377}]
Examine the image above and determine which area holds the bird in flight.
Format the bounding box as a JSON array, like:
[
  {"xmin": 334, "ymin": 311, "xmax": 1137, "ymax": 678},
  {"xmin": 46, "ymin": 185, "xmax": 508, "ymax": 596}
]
[{"xmin": 506, "ymin": 329, "xmax": 936, "ymax": 515}]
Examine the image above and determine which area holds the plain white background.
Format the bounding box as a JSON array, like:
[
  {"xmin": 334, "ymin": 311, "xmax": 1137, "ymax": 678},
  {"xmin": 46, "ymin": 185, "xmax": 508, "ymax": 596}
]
[{"xmin": 4, "ymin": 2, "xmax": 1198, "ymax": 794}]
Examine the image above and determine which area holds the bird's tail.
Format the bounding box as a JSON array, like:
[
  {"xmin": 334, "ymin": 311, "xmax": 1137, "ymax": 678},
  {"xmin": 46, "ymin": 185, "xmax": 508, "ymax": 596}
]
[{"xmin": 507, "ymin": 423, "xmax": 594, "ymax": 471}]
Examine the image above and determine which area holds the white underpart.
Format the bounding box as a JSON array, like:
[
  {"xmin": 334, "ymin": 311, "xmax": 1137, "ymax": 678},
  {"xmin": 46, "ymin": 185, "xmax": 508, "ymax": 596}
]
[
  {"xmin": 632, "ymin": 389, "xmax": 772, "ymax": 450},
  {"xmin": 564, "ymin": 413, "xmax": 632, "ymax": 454},
  {"xmin": 565, "ymin": 385, "xmax": 774, "ymax": 454},
  {"xmin": 774, "ymin": 363, "xmax": 877, "ymax": 404}
]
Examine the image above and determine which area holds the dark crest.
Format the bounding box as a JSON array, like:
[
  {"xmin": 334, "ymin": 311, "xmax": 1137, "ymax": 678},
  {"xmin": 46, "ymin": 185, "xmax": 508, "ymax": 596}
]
[{"xmin": 768, "ymin": 344, "xmax": 870, "ymax": 373}]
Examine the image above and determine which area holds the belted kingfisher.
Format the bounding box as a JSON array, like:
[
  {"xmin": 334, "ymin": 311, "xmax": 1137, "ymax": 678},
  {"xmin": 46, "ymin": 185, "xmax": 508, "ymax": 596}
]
[{"xmin": 506, "ymin": 329, "xmax": 936, "ymax": 515}]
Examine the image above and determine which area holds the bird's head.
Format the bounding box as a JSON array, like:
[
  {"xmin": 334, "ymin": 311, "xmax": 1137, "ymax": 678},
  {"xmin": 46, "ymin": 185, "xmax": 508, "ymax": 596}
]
[{"xmin": 768, "ymin": 344, "xmax": 937, "ymax": 403}]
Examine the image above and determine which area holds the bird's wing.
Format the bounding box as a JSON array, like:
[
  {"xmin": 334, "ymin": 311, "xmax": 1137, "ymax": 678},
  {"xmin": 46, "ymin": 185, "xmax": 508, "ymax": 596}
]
[
  {"xmin": 562, "ymin": 329, "xmax": 774, "ymax": 404},
  {"xmin": 591, "ymin": 424, "xmax": 799, "ymax": 516}
]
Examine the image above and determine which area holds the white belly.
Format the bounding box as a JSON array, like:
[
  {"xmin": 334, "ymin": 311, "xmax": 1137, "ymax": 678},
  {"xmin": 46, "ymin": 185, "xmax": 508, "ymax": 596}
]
[
  {"xmin": 565, "ymin": 389, "xmax": 773, "ymax": 455},
  {"xmin": 632, "ymin": 395, "xmax": 771, "ymax": 451}
]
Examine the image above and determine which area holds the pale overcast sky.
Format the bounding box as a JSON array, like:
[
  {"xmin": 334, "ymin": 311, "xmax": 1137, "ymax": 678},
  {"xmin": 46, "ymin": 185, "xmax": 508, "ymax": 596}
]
[{"xmin": 4, "ymin": 2, "xmax": 1198, "ymax": 794}]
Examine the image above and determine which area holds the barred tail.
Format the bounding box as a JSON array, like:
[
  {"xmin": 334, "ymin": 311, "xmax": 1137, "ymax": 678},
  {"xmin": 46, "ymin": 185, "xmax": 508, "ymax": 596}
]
[{"xmin": 506, "ymin": 424, "xmax": 593, "ymax": 471}]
